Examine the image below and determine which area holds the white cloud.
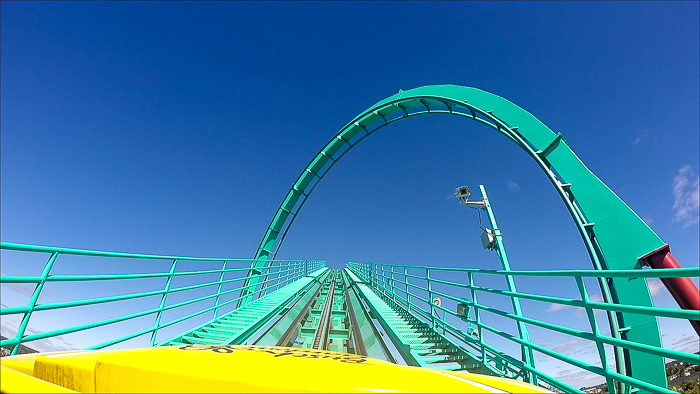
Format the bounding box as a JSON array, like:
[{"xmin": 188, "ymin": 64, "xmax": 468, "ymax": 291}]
[
  {"xmin": 1, "ymin": 282, "xmax": 35, "ymax": 297},
  {"xmin": 1, "ymin": 314, "xmax": 76, "ymax": 353},
  {"xmin": 589, "ymin": 294, "xmax": 604, "ymax": 303},
  {"xmin": 554, "ymin": 367, "xmax": 606, "ymax": 390},
  {"xmin": 647, "ymin": 278, "xmax": 665, "ymax": 297},
  {"xmin": 506, "ymin": 181, "xmax": 520, "ymax": 193},
  {"xmin": 632, "ymin": 130, "xmax": 654, "ymax": 146},
  {"xmin": 672, "ymin": 165, "xmax": 700, "ymax": 228},
  {"xmin": 548, "ymin": 303, "xmax": 570, "ymax": 312},
  {"xmin": 548, "ymin": 294, "xmax": 606, "ymax": 317},
  {"xmin": 551, "ymin": 338, "xmax": 588, "ymax": 354},
  {"xmin": 669, "ymin": 334, "xmax": 700, "ymax": 355}
]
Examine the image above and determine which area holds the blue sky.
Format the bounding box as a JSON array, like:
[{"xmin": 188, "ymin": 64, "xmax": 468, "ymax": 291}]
[{"xmin": 1, "ymin": 1, "xmax": 698, "ymax": 389}]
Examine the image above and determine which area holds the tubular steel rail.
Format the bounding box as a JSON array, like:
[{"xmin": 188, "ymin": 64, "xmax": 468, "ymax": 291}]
[
  {"xmin": 312, "ymin": 275, "xmax": 336, "ymax": 350},
  {"xmin": 348, "ymin": 261, "xmax": 700, "ymax": 394},
  {"xmin": 0, "ymin": 242, "xmax": 324, "ymax": 355},
  {"xmin": 1, "ymin": 241, "xmax": 697, "ymax": 393}
]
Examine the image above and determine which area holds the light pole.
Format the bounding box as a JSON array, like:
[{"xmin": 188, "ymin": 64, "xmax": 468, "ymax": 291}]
[{"xmin": 455, "ymin": 185, "xmax": 536, "ymax": 383}]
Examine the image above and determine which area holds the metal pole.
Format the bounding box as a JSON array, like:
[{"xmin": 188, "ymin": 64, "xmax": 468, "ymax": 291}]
[
  {"xmin": 150, "ymin": 259, "xmax": 178, "ymax": 346},
  {"xmin": 642, "ymin": 245, "xmax": 700, "ymax": 336},
  {"xmin": 212, "ymin": 261, "xmax": 227, "ymax": 320},
  {"xmin": 11, "ymin": 252, "xmax": 59, "ymax": 355},
  {"xmin": 478, "ymin": 185, "xmax": 536, "ymax": 384}
]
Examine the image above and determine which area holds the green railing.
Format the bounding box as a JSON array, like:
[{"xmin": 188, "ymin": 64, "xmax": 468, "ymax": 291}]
[
  {"xmin": 0, "ymin": 242, "xmax": 323, "ymax": 355},
  {"xmin": 348, "ymin": 261, "xmax": 700, "ymax": 394}
]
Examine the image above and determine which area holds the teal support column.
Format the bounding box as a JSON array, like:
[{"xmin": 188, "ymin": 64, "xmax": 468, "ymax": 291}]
[{"xmin": 478, "ymin": 185, "xmax": 536, "ymax": 384}]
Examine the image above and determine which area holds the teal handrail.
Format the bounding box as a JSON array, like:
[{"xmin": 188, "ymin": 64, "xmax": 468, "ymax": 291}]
[
  {"xmin": 0, "ymin": 242, "xmax": 323, "ymax": 355},
  {"xmin": 348, "ymin": 261, "xmax": 700, "ymax": 394}
]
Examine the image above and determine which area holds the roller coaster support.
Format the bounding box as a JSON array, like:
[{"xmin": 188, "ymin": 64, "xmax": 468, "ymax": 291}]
[
  {"xmin": 642, "ymin": 245, "xmax": 700, "ymax": 335},
  {"xmin": 476, "ymin": 185, "xmax": 536, "ymax": 383}
]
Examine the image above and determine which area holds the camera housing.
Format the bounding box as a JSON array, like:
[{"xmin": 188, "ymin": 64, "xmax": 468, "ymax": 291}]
[{"xmin": 454, "ymin": 186, "xmax": 471, "ymax": 204}]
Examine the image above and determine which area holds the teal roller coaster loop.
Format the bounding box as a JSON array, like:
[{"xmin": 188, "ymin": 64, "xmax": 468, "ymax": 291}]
[{"xmin": 243, "ymin": 85, "xmax": 676, "ymax": 388}]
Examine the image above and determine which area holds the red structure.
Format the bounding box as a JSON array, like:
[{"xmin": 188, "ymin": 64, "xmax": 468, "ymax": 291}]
[{"xmin": 644, "ymin": 245, "xmax": 700, "ymax": 336}]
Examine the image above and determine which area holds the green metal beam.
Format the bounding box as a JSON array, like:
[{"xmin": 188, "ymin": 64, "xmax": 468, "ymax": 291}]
[
  {"xmin": 348, "ymin": 261, "xmax": 699, "ymax": 394},
  {"xmin": 253, "ymin": 271, "xmax": 328, "ymax": 346},
  {"xmin": 249, "ymin": 85, "xmax": 670, "ymax": 388},
  {"xmin": 475, "ymin": 185, "xmax": 536, "ymax": 384},
  {"xmin": 158, "ymin": 267, "xmax": 328, "ymax": 347},
  {"xmin": 343, "ymin": 269, "xmax": 395, "ymax": 362}
]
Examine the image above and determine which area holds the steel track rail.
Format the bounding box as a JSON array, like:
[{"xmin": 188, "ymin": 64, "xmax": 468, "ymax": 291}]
[
  {"xmin": 312, "ymin": 275, "xmax": 336, "ymax": 350},
  {"xmin": 275, "ymin": 273, "xmax": 328, "ymax": 347},
  {"xmin": 342, "ymin": 274, "xmax": 367, "ymax": 356}
]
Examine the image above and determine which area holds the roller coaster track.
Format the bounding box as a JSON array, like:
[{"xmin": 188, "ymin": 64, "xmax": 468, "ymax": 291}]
[{"xmin": 2, "ymin": 86, "xmax": 698, "ymax": 394}]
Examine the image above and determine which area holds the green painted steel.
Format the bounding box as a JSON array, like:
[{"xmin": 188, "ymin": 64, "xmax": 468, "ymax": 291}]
[
  {"xmin": 0, "ymin": 242, "xmax": 324, "ymax": 353},
  {"xmin": 158, "ymin": 267, "xmax": 328, "ymax": 347},
  {"xmin": 149, "ymin": 259, "xmax": 178, "ymax": 347},
  {"xmin": 274, "ymin": 270, "xmax": 356, "ymax": 352},
  {"xmin": 252, "ymin": 271, "xmax": 329, "ymax": 346},
  {"xmin": 347, "ymin": 268, "xmax": 492, "ymax": 374},
  {"xmin": 248, "ymin": 85, "xmax": 670, "ymax": 388},
  {"xmin": 348, "ymin": 261, "xmax": 700, "ymax": 394},
  {"xmin": 1, "ymin": 241, "xmax": 697, "ymax": 392},
  {"xmin": 254, "ymin": 269, "xmax": 384, "ymax": 356},
  {"xmin": 1, "ymin": 85, "xmax": 697, "ymax": 393},
  {"xmin": 343, "ymin": 268, "xmax": 396, "ymax": 362},
  {"xmin": 280, "ymin": 271, "xmax": 336, "ymax": 349},
  {"xmin": 468, "ymin": 185, "xmax": 536, "ymax": 384}
]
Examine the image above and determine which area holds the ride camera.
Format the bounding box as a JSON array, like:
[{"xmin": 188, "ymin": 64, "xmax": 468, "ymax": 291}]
[{"xmin": 454, "ymin": 186, "xmax": 471, "ymax": 205}]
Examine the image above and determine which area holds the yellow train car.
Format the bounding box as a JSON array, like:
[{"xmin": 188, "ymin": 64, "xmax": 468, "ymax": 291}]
[{"xmin": 1, "ymin": 345, "xmax": 550, "ymax": 393}]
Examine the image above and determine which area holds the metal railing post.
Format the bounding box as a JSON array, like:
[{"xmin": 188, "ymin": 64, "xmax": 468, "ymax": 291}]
[
  {"xmin": 11, "ymin": 252, "xmax": 59, "ymax": 355},
  {"xmin": 212, "ymin": 261, "xmax": 227, "ymax": 320},
  {"xmin": 256, "ymin": 260, "xmax": 276, "ymax": 299},
  {"xmin": 272, "ymin": 263, "xmax": 283, "ymax": 292},
  {"xmin": 390, "ymin": 265, "xmax": 396, "ymax": 303},
  {"xmin": 427, "ymin": 268, "xmax": 435, "ymax": 330},
  {"xmin": 404, "ymin": 266, "xmax": 411, "ymax": 314},
  {"xmin": 576, "ymin": 276, "xmax": 618, "ymax": 394},
  {"xmin": 149, "ymin": 259, "xmax": 178, "ymax": 346},
  {"xmin": 468, "ymin": 271, "xmax": 486, "ymax": 364}
]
